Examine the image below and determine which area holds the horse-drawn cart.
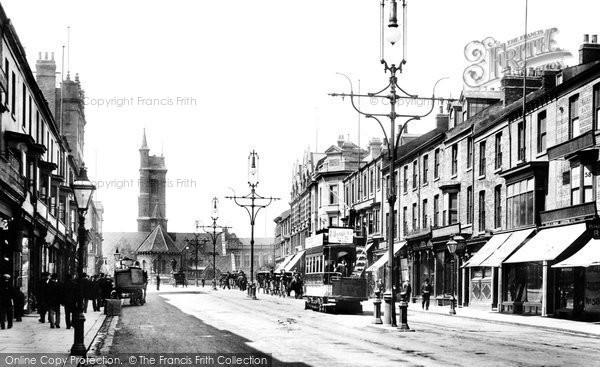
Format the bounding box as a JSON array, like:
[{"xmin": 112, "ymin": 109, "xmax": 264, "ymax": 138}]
[
  {"xmin": 114, "ymin": 266, "xmax": 147, "ymax": 306},
  {"xmin": 173, "ymin": 271, "xmax": 187, "ymax": 287}
]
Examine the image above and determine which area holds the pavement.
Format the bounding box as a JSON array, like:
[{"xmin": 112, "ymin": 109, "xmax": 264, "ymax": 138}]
[
  {"xmin": 379, "ymin": 299, "xmax": 600, "ymax": 337},
  {"xmin": 0, "ymin": 306, "xmax": 107, "ymax": 366}
]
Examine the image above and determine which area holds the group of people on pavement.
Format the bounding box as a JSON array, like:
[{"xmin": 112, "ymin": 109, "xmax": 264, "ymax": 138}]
[
  {"xmin": 256, "ymin": 269, "xmax": 303, "ymax": 298},
  {"xmin": 35, "ymin": 271, "xmax": 113, "ymax": 329}
]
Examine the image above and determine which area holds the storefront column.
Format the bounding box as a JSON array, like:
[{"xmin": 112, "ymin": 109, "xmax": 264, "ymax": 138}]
[
  {"xmin": 460, "ymin": 265, "xmax": 466, "ymax": 306},
  {"xmin": 497, "ymin": 266, "xmax": 503, "ymax": 313},
  {"xmin": 542, "ymin": 260, "xmax": 548, "ymax": 317},
  {"xmin": 491, "ymin": 267, "xmax": 496, "ymax": 310}
]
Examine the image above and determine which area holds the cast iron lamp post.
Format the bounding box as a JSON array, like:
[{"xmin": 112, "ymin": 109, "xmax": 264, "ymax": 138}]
[
  {"xmin": 226, "ymin": 151, "xmax": 279, "ymax": 300},
  {"xmin": 330, "ymin": 0, "xmax": 453, "ymax": 327},
  {"xmin": 70, "ymin": 166, "xmax": 96, "ymax": 357},
  {"xmin": 184, "ymin": 233, "xmax": 208, "ymax": 287},
  {"xmin": 197, "ymin": 198, "xmax": 230, "ymax": 291},
  {"xmin": 446, "ymin": 236, "xmax": 458, "ymax": 315}
]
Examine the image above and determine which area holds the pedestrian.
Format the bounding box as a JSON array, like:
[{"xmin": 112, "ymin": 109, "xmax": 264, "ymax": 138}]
[
  {"xmin": 63, "ymin": 274, "xmax": 78, "ymax": 329},
  {"xmin": 11, "ymin": 285, "xmax": 24, "ymax": 322},
  {"xmin": 90, "ymin": 275, "xmax": 100, "ymax": 311},
  {"xmin": 47, "ymin": 273, "xmax": 62, "ymax": 328},
  {"xmin": 421, "ymin": 278, "xmax": 433, "ymax": 310},
  {"xmin": 0, "ymin": 274, "xmax": 14, "ymax": 330},
  {"xmin": 201, "ymin": 278, "xmax": 205, "ymax": 287},
  {"xmin": 156, "ymin": 275, "xmax": 160, "ymax": 291},
  {"xmin": 38, "ymin": 271, "xmax": 50, "ymax": 323}
]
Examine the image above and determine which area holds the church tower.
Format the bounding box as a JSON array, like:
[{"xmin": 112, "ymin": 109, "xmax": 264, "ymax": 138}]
[{"xmin": 137, "ymin": 129, "xmax": 168, "ymax": 232}]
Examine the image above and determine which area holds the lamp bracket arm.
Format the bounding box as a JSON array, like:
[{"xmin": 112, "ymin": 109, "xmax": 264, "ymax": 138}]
[{"xmin": 365, "ymin": 115, "xmax": 390, "ymax": 149}]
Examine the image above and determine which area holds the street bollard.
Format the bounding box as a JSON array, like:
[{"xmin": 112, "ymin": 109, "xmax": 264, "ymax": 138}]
[
  {"xmin": 398, "ymin": 301, "xmax": 414, "ymax": 332},
  {"xmin": 372, "ymin": 290, "xmax": 382, "ymax": 324}
]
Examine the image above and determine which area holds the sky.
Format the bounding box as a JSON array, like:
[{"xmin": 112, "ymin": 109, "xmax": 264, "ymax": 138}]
[{"xmin": 1, "ymin": 0, "xmax": 598, "ymax": 237}]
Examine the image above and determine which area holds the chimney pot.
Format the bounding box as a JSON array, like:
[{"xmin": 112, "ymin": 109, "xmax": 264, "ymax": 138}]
[
  {"xmin": 44, "ymin": 51, "xmax": 48, "ymax": 60},
  {"xmin": 584, "ymin": 34, "xmax": 590, "ymax": 43}
]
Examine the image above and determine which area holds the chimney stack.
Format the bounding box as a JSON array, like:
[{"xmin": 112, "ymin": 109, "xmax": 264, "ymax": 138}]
[
  {"xmin": 35, "ymin": 51, "xmax": 57, "ymax": 118},
  {"xmin": 435, "ymin": 105, "xmax": 449, "ymax": 131},
  {"xmin": 501, "ymin": 73, "xmax": 543, "ymax": 106},
  {"xmin": 368, "ymin": 138, "xmax": 383, "ymax": 158},
  {"xmin": 337, "ymin": 135, "xmax": 344, "ymax": 148},
  {"xmin": 579, "ymin": 34, "xmax": 600, "ymax": 65}
]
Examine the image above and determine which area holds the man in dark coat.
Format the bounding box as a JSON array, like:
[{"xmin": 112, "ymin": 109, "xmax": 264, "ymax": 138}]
[
  {"xmin": 11, "ymin": 285, "xmax": 25, "ymax": 322},
  {"xmin": 90, "ymin": 275, "xmax": 100, "ymax": 311},
  {"xmin": 156, "ymin": 275, "xmax": 160, "ymax": 291},
  {"xmin": 63, "ymin": 274, "xmax": 78, "ymax": 329},
  {"xmin": 38, "ymin": 271, "xmax": 50, "ymax": 323},
  {"xmin": 0, "ymin": 274, "xmax": 13, "ymax": 329},
  {"xmin": 47, "ymin": 273, "xmax": 63, "ymax": 328}
]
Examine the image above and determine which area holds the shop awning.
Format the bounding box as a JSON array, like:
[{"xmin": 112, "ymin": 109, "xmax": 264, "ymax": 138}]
[
  {"xmin": 504, "ymin": 223, "xmax": 587, "ymax": 264},
  {"xmin": 274, "ymin": 254, "xmax": 294, "ymax": 272},
  {"xmin": 284, "ymin": 251, "xmax": 306, "ymax": 272},
  {"xmin": 479, "ymin": 228, "xmax": 535, "ymax": 267},
  {"xmin": 365, "ymin": 241, "xmax": 406, "ymax": 272},
  {"xmin": 552, "ymin": 238, "xmax": 600, "ymax": 268},
  {"xmin": 464, "ymin": 232, "xmax": 512, "ymax": 268}
]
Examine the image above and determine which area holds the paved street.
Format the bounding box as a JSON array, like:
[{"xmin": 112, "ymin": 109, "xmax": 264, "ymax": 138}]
[{"xmin": 98, "ymin": 286, "xmax": 600, "ymax": 367}]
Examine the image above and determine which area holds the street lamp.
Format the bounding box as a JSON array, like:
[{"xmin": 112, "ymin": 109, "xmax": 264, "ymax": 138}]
[
  {"xmin": 226, "ymin": 151, "xmax": 279, "ymax": 300},
  {"xmin": 113, "ymin": 248, "xmax": 121, "ymax": 270},
  {"xmin": 70, "ymin": 165, "xmax": 96, "ymax": 357},
  {"xmin": 446, "ymin": 235, "xmax": 458, "ymax": 315},
  {"xmin": 184, "ymin": 233, "xmax": 207, "ymax": 287},
  {"xmin": 197, "ymin": 198, "xmax": 230, "ymax": 291},
  {"xmin": 329, "ymin": 0, "xmax": 452, "ymax": 327}
]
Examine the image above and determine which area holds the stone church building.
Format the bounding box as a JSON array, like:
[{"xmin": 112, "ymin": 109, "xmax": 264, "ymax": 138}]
[{"xmin": 102, "ymin": 130, "xmax": 275, "ymax": 281}]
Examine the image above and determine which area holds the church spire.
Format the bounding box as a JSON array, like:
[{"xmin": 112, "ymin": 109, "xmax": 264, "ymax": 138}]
[{"xmin": 141, "ymin": 128, "xmax": 148, "ymax": 150}]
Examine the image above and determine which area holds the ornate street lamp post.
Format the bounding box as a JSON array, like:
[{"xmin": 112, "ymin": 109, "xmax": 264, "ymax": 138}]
[
  {"xmin": 184, "ymin": 233, "xmax": 208, "ymax": 287},
  {"xmin": 70, "ymin": 166, "xmax": 96, "ymax": 357},
  {"xmin": 226, "ymin": 151, "xmax": 279, "ymax": 300},
  {"xmin": 330, "ymin": 0, "xmax": 451, "ymax": 327},
  {"xmin": 197, "ymin": 198, "xmax": 229, "ymax": 291}
]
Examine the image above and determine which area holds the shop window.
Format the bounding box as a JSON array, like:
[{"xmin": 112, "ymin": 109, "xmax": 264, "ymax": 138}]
[
  {"xmin": 506, "ymin": 178, "xmax": 534, "ymax": 229},
  {"xmin": 505, "ymin": 263, "xmax": 542, "ymax": 303},
  {"xmin": 558, "ymin": 268, "xmax": 575, "ymax": 310}
]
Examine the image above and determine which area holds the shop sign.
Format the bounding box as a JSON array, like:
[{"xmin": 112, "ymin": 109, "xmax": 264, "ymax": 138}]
[
  {"xmin": 305, "ymin": 234, "xmax": 323, "ymax": 249},
  {"xmin": 328, "ymin": 228, "xmax": 353, "ymax": 244},
  {"xmin": 586, "ymin": 220, "xmax": 600, "ymax": 240}
]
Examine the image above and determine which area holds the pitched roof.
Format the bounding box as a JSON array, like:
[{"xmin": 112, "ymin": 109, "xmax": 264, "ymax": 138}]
[{"xmin": 136, "ymin": 225, "xmax": 180, "ymax": 254}]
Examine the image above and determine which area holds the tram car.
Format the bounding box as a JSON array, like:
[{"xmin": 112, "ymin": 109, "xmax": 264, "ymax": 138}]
[
  {"xmin": 114, "ymin": 257, "xmax": 147, "ymax": 306},
  {"xmin": 303, "ymin": 227, "xmax": 367, "ymax": 313}
]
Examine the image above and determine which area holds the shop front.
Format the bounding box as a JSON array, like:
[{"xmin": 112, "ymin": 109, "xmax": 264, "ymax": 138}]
[
  {"xmin": 552, "ymin": 237, "xmax": 600, "ymax": 320},
  {"xmin": 503, "ymin": 222, "xmax": 588, "ymax": 316}
]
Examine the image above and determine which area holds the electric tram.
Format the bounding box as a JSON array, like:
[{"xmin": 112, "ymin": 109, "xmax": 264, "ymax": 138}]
[{"xmin": 303, "ymin": 227, "xmax": 367, "ymax": 313}]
